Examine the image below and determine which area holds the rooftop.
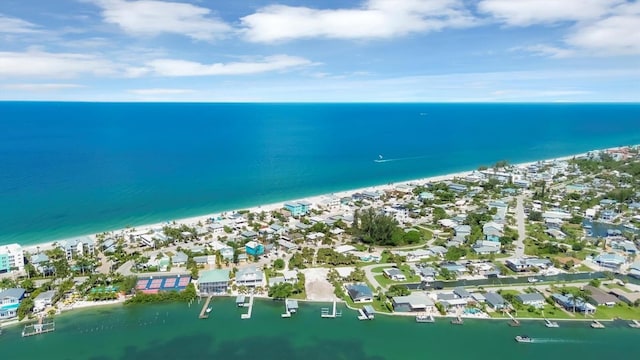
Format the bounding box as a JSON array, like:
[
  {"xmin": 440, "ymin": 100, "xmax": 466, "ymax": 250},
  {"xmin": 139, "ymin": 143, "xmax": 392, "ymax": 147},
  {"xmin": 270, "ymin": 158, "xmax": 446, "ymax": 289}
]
[{"xmin": 199, "ymin": 269, "xmax": 230, "ymax": 284}]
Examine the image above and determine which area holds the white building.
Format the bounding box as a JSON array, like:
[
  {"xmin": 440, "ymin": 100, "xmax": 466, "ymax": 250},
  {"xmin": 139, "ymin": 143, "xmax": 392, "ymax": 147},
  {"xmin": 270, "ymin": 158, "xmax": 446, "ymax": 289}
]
[{"xmin": 0, "ymin": 243, "xmax": 25, "ymax": 273}]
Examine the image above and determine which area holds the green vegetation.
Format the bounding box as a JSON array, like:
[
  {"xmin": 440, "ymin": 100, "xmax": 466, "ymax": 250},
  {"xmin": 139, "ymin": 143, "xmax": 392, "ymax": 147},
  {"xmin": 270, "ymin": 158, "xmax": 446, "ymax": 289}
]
[
  {"xmin": 268, "ymin": 273, "xmax": 306, "ymax": 299},
  {"xmin": 352, "ymin": 208, "xmax": 422, "ymax": 246},
  {"xmin": 604, "ymin": 282, "xmax": 632, "ymax": 293},
  {"xmin": 316, "ymin": 248, "xmax": 357, "ymax": 266},
  {"xmin": 125, "ymin": 284, "xmax": 196, "ymax": 305},
  {"xmin": 593, "ymin": 303, "xmax": 640, "ymax": 320}
]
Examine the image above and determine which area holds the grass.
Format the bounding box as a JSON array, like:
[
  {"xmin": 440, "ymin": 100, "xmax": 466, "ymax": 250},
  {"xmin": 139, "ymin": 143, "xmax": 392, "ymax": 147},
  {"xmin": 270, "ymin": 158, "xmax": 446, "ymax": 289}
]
[
  {"xmin": 489, "ymin": 304, "xmax": 574, "ymax": 320},
  {"xmin": 605, "ymin": 283, "xmax": 632, "ymax": 293},
  {"xmin": 575, "ymin": 264, "xmax": 593, "ymax": 272},
  {"xmin": 498, "ymin": 289, "xmax": 522, "ymax": 296},
  {"xmin": 374, "ymin": 270, "xmax": 421, "ymax": 287},
  {"xmin": 592, "ymin": 304, "xmax": 640, "ymax": 320}
]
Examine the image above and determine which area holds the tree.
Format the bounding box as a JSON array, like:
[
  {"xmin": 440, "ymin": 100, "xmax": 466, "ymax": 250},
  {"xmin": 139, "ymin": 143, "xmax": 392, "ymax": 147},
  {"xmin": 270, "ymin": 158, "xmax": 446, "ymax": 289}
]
[
  {"xmin": 527, "ymin": 211, "xmax": 543, "ymax": 222},
  {"xmin": 386, "ymin": 285, "xmax": 410, "ymax": 297},
  {"xmin": 268, "ymin": 283, "xmax": 294, "ymax": 299},
  {"xmin": 445, "ymin": 246, "xmax": 467, "ymax": 261},
  {"xmin": 17, "ymin": 297, "xmax": 34, "ymax": 320},
  {"xmin": 273, "ymin": 258, "xmax": 285, "ymax": 270}
]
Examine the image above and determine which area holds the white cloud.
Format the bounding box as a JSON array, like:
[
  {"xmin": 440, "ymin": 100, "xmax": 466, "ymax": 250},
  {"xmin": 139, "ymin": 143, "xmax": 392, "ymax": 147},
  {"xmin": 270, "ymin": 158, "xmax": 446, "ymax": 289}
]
[
  {"xmin": 2, "ymin": 83, "xmax": 84, "ymax": 91},
  {"xmin": 144, "ymin": 55, "xmax": 313, "ymax": 76},
  {"xmin": 0, "ymin": 14, "xmax": 41, "ymax": 34},
  {"xmin": 0, "ymin": 50, "xmax": 118, "ymax": 78},
  {"xmin": 128, "ymin": 88, "xmax": 194, "ymax": 95},
  {"xmin": 515, "ymin": 44, "xmax": 575, "ymax": 58},
  {"xmin": 477, "ymin": 0, "xmax": 620, "ymax": 26},
  {"xmin": 240, "ymin": 0, "xmax": 476, "ymax": 42},
  {"xmin": 567, "ymin": 14, "xmax": 640, "ymax": 55},
  {"xmin": 94, "ymin": 0, "xmax": 231, "ymax": 40}
]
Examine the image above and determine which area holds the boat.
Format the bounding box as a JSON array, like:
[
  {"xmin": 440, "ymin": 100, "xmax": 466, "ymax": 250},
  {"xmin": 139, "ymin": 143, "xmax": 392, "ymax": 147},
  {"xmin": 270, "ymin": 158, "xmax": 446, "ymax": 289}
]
[
  {"xmin": 205, "ymin": 307, "xmax": 212, "ymax": 313},
  {"xmin": 590, "ymin": 320, "xmax": 605, "ymax": 329},
  {"xmin": 528, "ymin": 277, "xmax": 539, "ymax": 283},
  {"xmin": 629, "ymin": 320, "xmax": 640, "ymax": 328},
  {"xmin": 544, "ymin": 319, "xmax": 559, "ymax": 328},
  {"xmin": 416, "ymin": 313, "xmax": 434, "ymax": 323},
  {"xmin": 374, "ymin": 155, "xmax": 385, "ymax": 163},
  {"xmin": 515, "ymin": 335, "xmax": 533, "ymax": 343}
]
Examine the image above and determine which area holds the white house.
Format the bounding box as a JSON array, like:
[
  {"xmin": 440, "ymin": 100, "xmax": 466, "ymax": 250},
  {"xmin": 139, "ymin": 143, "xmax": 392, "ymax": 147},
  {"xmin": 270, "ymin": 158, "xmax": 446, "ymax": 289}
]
[
  {"xmin": 383, "ymin": 268, "xmax": 406, "ymax": 281},
  {"xmin": 33, "ymin": 290, "xmax": 57, "ymax": 313}
]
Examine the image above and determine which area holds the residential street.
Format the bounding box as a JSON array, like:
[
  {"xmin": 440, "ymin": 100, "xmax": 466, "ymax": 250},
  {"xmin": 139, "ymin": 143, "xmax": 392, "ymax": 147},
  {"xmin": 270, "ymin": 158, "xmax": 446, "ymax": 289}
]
[{"xmin": 515, "ymin": 195, "xmax": 526, "ymax": 259}]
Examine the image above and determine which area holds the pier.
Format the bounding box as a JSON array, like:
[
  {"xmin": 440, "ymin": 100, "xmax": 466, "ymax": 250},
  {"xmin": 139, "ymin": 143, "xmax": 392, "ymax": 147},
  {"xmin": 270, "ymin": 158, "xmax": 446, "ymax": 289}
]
[
  {"xmin": 357, "ymin": 305, "xmax": 375, "ymax": 320},
  {"xmin": 282, "ymin": 299, "xmax": 298, "ymax": 318},
  {"xmin": 198, "ymin": 296, "xmax": 213, "ymax": 319},
  {"xmin": 507, "ymin": 312, "xmax": 520, "ymax": 327},
  {"xmin": 321, "ymin": 299, "xmax": 342, "ymax": 318},
  {"xmin": 22, "ymin": 318, "xmax": 55, "ymax": 337},
  {"xmin": 241, "ymin": 294, "xmax": 254, "ymax": 320}
]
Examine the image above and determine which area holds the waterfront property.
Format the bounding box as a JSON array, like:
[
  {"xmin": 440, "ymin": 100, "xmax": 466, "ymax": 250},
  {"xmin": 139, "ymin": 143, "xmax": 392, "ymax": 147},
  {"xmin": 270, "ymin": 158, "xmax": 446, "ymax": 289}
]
[
  {"xmin": 136, "ymin": 275, "xmax": 191, "ymax": 294},
  {"xmin": 235, "ymin": 266, "xmax": 264, "ymax": 287},
  {"xmin": 198, "ymin": 270, "xmax": 230, "ymax": 295},
  {"xmin": 283, "ymin": 201, "xmax": 311, "ymax": 217},
  {"xmin": 516, "ymin": 293, "xmax": 546, "ymax": 308},
  {"xmin": 0, "ymin": 288, "xmax": 25, "ymax": 319},
  {"xmin": 505, "ymin": 258, "xmax": 552, "ymax": 272},
  {"xmin": 392, "ymin": 293, "xmax": 435, "ymax": 313},
  {"xmin": 345, "ymin": 284, "xmax": 374, "ymax": 303},
  {"xmin": 484, "ymin": 292, "xmax": 506, "ymax": 310},
  {"xmin": 57, "ymin": 236, "xmax": 95, "ymax": 260},
  {"xmin": 593, "ymin": 253, "xmax": 626, "ymax": 269},
  {"xmin": 551, "ymin": 293, "xmax": 596, "ymax": 314},
  {"xmin": 33, "ymin": 290, "xmax": 57, "ymax": 313},
  {"xmin": 607, "ymin": 288, "xmax": 640, "ymax": 305}
]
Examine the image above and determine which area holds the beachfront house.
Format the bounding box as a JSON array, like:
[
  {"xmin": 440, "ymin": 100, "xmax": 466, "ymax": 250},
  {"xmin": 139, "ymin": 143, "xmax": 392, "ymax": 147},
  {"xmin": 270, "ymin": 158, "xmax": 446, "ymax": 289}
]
[
  {"xmin": 484, "ymin": 292, "xmax": 506, "ymax": 310},
  {"xmin": 284, "ymin": 201, "xmax": 311, "ymax": 217},
  {"xmin": 30, "ymin": 253, "xmax": 51, "ymax": 274},
  {"xmin": 235, "ymin": 266, "xmax": 264, "ymax": 287},
  {"xmin": 198, "ymin": 269, "xmax": 230, "ymax": 295},
  {"xmin": 383, "ymin": 268, "xmax": 406, "ymax": 281},
  {"xmin": 58, "ymin": 236, "xmax": 95, "ymax": 260},
  {"xmin": 516, "ymin": 293, "xmax": 545, "ymax": 308},
  {"xmin": 33, "ymin": 290, "xmax": 57, "ymax": 313},
  {"xmin": 0, "ymin": 288, "xmax": 25, "ymax": 319},
  {"xmin": 245, "ymin": 241, "xmax": 264, "ymax": 257},
  {"xmin": 345, "ymin": 284, "xmax": 374, "ymax": 303},
  {"xmin": 551, "ymin": 293, "xmax": 596, "ymax": 314},
  {"xmin": 392, "ymin": 293, "xmax": 435, "ymax": 313},
  {"xmin": 0, "ymin": 243, "xmax": 25, "ymax": 273}
]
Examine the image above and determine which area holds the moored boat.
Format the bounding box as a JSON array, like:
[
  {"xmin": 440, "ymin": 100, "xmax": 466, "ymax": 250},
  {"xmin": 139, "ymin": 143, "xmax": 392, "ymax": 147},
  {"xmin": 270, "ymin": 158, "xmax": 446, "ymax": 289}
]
[{"xmin": 544, "ymin": 319, "xmax": 559, "ymax": 328}]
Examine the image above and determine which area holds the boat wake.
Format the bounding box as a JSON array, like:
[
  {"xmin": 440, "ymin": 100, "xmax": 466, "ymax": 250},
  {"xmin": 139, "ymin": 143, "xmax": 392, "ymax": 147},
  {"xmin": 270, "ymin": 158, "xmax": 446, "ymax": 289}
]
[
  {"xmin": 373, "ymin": 155, "xmax": 429, "ymax": 163},
  {"xmin": 530, "ymin": 338, "xmax": 584, "ymax": 344}
]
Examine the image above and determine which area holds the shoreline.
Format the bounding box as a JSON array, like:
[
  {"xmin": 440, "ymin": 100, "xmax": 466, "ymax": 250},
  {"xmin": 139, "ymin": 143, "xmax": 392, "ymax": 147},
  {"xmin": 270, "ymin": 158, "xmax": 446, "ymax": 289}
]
[{"xmin": 13, "ymin": 145, "xmax": 625, "ymax": 253}]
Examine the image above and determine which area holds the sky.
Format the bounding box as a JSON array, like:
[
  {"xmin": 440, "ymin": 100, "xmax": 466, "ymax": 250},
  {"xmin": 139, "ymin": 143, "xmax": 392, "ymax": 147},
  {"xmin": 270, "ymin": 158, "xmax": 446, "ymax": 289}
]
[{"xmin": 0, "ymin": 0, "xmax": 639, "ymax": 102}]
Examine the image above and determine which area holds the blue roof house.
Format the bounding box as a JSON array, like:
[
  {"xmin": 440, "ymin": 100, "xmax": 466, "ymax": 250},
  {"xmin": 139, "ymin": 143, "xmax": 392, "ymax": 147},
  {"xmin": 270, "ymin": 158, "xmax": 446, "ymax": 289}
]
[{"xmin": 245, "ymin": 241, "xmax": 264, "ymax": 257}]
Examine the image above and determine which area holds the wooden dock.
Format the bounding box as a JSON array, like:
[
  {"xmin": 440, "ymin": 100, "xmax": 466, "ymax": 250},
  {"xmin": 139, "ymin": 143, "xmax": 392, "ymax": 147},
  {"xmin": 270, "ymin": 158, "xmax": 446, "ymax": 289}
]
[
  {"xmin": 199, "ymin": 296, "xmax": 213, "ymax": 319},
  {"xmin": 22, "ymin": 318, "xmax": 55, "ymax": 337},
  {"xmin": 321, "ymin": 299, "xmax": 342, "ymax": 318},
  {"xmin": 241, "ymin": 294, "xmax": 254, "ymax": 320}
]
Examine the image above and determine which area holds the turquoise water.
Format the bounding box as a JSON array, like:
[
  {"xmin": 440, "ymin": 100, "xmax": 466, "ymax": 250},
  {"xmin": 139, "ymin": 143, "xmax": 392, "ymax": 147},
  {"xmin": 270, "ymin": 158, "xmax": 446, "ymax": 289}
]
[
  {"xmin": 1, "ymin": 102, "xmax": 639, "ymax": 246},
  {"xmin": 1, "ymin": 298, "xmax": 638, "ymax": 360}
]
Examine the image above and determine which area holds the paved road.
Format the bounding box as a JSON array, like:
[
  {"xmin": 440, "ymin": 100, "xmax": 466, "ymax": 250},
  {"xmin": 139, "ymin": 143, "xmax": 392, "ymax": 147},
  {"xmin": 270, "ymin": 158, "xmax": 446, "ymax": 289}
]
[{"xmin": 515, "ymin": 195, "xmax": 526, "ymax": 259}]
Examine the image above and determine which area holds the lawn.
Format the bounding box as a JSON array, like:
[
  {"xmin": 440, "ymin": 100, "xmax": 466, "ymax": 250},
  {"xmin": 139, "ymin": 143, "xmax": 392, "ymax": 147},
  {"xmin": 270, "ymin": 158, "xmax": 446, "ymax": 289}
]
[
  {"xmin": 489, "ymin": 304, "xmax": 574, "ymax": 320},
  {"xmin": 592, "ymin": 304, "xmax": 640, "ymax": 320},
  {"xmin": 374, "ymin": 270, "xmax": 421, "ymax": 287},
  {"xmin": 604, "ymin": 283, "xmax": 632, "ymax": 293}
]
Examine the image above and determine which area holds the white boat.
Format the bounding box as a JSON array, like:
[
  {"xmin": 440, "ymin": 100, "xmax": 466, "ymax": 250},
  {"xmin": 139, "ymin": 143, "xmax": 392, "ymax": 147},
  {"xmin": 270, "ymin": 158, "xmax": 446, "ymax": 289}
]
[
  {"xmin": 515, "ymin": 335, "xmax": 533, "ymax": 343},
  {"xmin": 544, "ymin": 319, "xmax": 559, "ymax": 328},
  {"xmin": 416, "ymin": 313, "xmax": 434, "ymax": 323},
  {"xmin": 528, "ymin": 277, "xmax": 539, "ymax": 283},
  {"xmin": 591, "ymin": 320, "xmax": 605, "ymax": 329},
  {"xmin": 629, "ymin": 320, "xmax": 640, "ymax": 328},
  {"xmin": 205, "ymin": 307, "xmax": 212, "ymax": 313}
]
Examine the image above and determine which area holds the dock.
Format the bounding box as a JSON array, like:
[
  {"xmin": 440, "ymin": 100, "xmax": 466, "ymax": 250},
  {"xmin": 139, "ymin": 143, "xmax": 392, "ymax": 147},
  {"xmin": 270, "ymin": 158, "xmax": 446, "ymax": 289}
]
[
  {"xmin": 282, "ymin": 299, "xmax": 298, "ymax": 318},
  {"xmin": 591, "ymin": 320, "xmax": 605, "ymax": 329},
  {"xmin": 199, "ymin": 296, "xmax": 213, "ymax": 319},
  {"xmin": 241, "ymin": 294, "xmax": 254, "ymax": 320},
  {"xmin": 629, "ymin": 320, "xmax": 640, "ymax": 328},
  {"xmin": 357, "ymin": 305, "xmax": 375, "ymax": 320},
  {"xmin": 236, "ymin": 295, "xmax": 247, "ymax": 307},
  {"xmin": 416, "ymin": 313, "xmax": 434, "ymax": 323},
  {"xmin": 321, "ymin": 299, "xmax": 342, "ymax": 318},
  {"xmin": 507, "ymin": 312, "xmax": 520, "ymax": 327},
  {"xmin": 450, "ymin": 316, "xmax": 464, "ymax": 325},
  {"xmin": 22, "ymin": 318, "xmax": 55, "ymax": 337}
]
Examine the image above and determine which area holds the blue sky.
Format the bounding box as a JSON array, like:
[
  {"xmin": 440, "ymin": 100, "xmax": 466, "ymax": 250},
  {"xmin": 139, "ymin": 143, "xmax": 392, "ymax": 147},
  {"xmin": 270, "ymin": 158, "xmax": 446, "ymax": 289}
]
[{"xmin": 0, "ymin": 0, "xmax": 639, "ymax": 101}]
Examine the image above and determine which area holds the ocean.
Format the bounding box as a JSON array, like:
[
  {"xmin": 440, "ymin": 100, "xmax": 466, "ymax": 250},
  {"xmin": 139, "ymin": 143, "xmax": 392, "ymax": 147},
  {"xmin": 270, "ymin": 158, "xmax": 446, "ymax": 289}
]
[
  {"xmin": 1, "ymin": 298, "xmax": 638, "ymax": 360},
  {"xmin": 1, "ymin": 102, "xmax": 639, "ymax": 246}
]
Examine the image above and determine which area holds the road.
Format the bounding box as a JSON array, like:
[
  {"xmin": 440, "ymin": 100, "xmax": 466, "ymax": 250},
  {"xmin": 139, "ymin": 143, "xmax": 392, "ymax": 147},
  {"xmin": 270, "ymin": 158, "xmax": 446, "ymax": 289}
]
[{"xmin": 515, "ymin": 195, "xmax": 526, "ymax": 259}]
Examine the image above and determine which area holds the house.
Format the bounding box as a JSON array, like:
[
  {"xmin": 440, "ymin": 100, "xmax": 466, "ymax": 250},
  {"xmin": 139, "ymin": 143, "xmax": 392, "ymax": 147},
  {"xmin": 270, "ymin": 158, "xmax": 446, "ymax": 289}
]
[
  {"xmin": 33, "ymin": 290, "xmax": 57, "ymax": 312},
  {"xmin": 484, "ymin": 292, "xmax": 506, "ymax": 310},
  {"xmin": 283, "ymin": 201, "xmax": 311, "ymax": 217},
  {"xmin": 245, "ymin": 241, "xmax": 264, "ymax": 257},
  {"xmin": 193, "ymin": 255, "xmax": 216, "ymax": 266},
  {"xmin": 505, "ymin": 257, "xmax": 552, "ymax": 272},
  {"xmin": 0, "ymin": 288, "xmax": 25, "ymax": 319},
  {"xmin": 57, "ymin": 236, "xmax": 96, "ymax": 260},
  {"xmin": 629, "ymin": 261, "xmax": 640, "ymax": 279},
  {"xmin": 219, "ymin": 246, "xmax": 234, "ymax": 262},
  {"xmin": 593, "ymin": 253, "xmax": 626, "ymax": 269},
  {"xmin": 440, "ymin": 263, "xmax": 468, "ymax": 275},
  {"xmin": 607, "ymin": 288, "xmax": 640, "ymax": 305},
  {"xmin": 268, "ymin": 276, "xmax": 285, "ymax": 286},
  {"xmin": 448, "ymin": 183, "xmax": 468, "ymax": 193},
  {"xmin": 437, "ymin": 293, "xmax": 468, "ymax": 308},
  {"xmin": 392, "ymin": 293, "xmax": 435, "ymax": 313},
  {"xmin": 345, "ymin": 284, "xmax": 373, "ymax": 303},
  {"xmin": 418, "ymin": 266, "xmax": 437, "ymax": 281},
  {"xmin": 516, "ymin": 293, "xmax": 545, "ymax": 308},
  {"xmin": 171, "ymin": 251, "xmax": 188, "ymax": 266},
  {"xmin": 583, "ymin": 286, "xmax": 618, "ymax": 307},
  {"xmin": 453, "ymin": 225, "xmax": 471, "ymax": 242},
  {"xmin": 275, "ymin": 238, "xmax": 297, "ymax": 252},
  {"xmin": 30, "ymin": 253, "xmax": 51, "ymax": 274},
  {"xmin": 552, "ymin": 293, "xmax": 596, "ymax": 314},
  {"xmin": 208, "ymin": 223, "xmax": 225, "ymax": 236},
  {"xmin": 0, "ymin": 243, "xmax": 25, "ymax": 273},
  {"xmin": 545, "ymin": 228, "xmax": 567, "ymax": 240},
  {"xmin": 483, "ymin": 222, "xmax": 503, "ymax": 242},
  {"xmin": 335, "ymin": 245, "xmax": 356, "ymax": 254},
  {"xmin": 383, "ymin": 268, "xmax": 406, "ymax": 281},
  {"xmin": 198, "ymin": 269, "xmax": 230, "ymax": 295},
  {"xmin": 241, "ymin": 230, "xmax": 258, "ymax": 240},
  {"xmin": 453, "ymin": 287, "xmax": 472, "ymax": 300},
  {"xmin": 235, "ymin": 266, "xmax": 264, "ymax": 287},
  {"xmin": 472, "ymin": 241, "xmax": 501, "ymax": 254},
  {"xmin": 471, "ymin": 293, "xmax": 486, "ymax": 303}
]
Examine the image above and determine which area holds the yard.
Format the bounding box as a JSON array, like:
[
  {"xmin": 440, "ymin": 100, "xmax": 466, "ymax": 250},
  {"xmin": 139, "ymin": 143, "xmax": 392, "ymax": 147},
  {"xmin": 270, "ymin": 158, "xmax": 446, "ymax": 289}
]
[
  {"xmin": 373, "ymin": 265, "xmax": 420, "ymax": 287},
  {"xmin": 604, "ymin": 282, "xmax": 632, "ymax": 293},
  {"xmin": 592, "ymin": 304, "xmax": 640, "ymax": 320},
  {"xmin": 489, "ymin": 304, "xmax": 575, "ymax": 320}
]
